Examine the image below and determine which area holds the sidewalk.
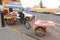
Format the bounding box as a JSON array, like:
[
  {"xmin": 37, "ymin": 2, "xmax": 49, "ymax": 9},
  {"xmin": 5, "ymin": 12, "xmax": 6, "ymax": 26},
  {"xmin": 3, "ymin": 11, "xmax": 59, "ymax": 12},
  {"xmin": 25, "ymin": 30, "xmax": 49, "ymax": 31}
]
[{"xmin": 0, "ymin": 27, "xmax": 35, "ymax": 40}]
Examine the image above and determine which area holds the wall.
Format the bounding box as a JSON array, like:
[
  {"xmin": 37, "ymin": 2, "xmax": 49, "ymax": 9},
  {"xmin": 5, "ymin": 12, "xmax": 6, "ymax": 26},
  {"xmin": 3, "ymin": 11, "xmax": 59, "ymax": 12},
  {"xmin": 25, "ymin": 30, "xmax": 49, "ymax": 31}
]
[{"xmin": 2, "ymin": 0, "xmax": 20, "ymax": 11}]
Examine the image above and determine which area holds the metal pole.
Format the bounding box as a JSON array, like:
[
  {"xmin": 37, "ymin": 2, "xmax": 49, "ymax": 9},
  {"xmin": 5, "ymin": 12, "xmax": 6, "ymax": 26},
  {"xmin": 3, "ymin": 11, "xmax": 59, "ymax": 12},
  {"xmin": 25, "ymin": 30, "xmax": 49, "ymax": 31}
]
[{"xmin": 1, "ymin": 11, "xmax": 5, "ymax": 27}]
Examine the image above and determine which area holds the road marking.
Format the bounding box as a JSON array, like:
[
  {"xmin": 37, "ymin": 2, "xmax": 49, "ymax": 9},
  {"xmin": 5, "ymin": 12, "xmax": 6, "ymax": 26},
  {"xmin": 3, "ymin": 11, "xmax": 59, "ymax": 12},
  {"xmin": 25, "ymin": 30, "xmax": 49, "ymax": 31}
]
[{"xmin": 7, "ymin": 26, "xmax": 38, "ymax": 40}]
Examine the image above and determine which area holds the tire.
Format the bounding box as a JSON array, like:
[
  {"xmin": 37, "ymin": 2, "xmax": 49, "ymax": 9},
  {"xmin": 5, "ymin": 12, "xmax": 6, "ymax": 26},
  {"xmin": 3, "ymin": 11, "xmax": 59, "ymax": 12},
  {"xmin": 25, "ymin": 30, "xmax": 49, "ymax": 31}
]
[
  {"xmin": 25, "ymin": 22, "xmax": 31, "ymax": 29},
  {"xmin": 35, "ymin": 27, "xmax": 46, "ymax": 37},
  {"xmin": 24, "ymin": 17, "xmax": 31, "ymax": 29}
]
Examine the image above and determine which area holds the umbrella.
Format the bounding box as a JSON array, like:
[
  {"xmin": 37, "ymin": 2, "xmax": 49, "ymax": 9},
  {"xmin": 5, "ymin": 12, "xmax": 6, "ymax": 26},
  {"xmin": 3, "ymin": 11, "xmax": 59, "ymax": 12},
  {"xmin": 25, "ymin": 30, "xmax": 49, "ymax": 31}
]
[{"xmin": 4, "ymin": 4, "xmax": 23, "ymax": 8}]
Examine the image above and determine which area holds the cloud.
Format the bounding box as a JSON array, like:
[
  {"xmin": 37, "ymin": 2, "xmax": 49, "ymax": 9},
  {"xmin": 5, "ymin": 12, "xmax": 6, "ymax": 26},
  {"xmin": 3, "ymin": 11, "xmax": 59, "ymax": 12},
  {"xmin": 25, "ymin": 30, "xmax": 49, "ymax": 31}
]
[
  {"xmin": 20, "ymin": 0, "xmax": 60, "ymax": 8},
  {"xmin": 43, "ymin": 0, "xmax": 60, "ymax": 8},
  {"xmin": 20, "ymin": 0, "xmax": 40, "ymax": 8}
]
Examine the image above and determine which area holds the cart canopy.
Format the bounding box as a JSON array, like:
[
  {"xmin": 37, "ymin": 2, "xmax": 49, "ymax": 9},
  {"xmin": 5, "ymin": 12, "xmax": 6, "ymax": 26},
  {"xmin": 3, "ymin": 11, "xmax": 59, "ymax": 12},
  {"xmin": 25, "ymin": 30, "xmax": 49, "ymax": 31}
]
[{"xmin": 4, "ymin": 4, "xmax": 23, "ymax": 8}]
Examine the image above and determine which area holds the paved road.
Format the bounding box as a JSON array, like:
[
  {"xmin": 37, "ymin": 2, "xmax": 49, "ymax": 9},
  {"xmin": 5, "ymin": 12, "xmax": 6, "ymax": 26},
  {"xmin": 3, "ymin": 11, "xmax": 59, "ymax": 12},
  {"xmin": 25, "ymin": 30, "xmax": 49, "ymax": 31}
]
[
  {"xmin": 0, "ymin": 27, "xmax": 36, "ymax": 40},
  {"xmin": 0, "ymin": 11, "xmax": 60, "ymax": 40},
  {"xmin": 7, "ymin": 12, "xmax": 60, "ymax": 40},
  {"xmin": 27, "ymin": 12, "xmax": 60, "ymax": 24}
]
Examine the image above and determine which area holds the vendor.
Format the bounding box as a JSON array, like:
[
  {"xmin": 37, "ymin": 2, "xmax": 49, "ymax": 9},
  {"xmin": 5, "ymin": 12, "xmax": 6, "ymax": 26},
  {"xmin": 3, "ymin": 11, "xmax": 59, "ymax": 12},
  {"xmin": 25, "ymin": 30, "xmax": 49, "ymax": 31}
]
[
  {"xmin": 3, "ymin": 9, "xmax": 8, "ymax": 15},
  {"xmin": 10, "ymin": 10, "xmax": 18, "ymax": 16},
  {"xmin": 19, "ymin": 11, "xmax": 25, "ymax": 24}
]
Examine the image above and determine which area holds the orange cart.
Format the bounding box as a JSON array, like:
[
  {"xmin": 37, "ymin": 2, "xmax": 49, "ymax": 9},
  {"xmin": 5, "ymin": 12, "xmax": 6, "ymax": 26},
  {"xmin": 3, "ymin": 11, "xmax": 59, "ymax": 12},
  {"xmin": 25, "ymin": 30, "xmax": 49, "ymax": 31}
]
[{"xmin": 4, "ymin": 13, "xmax": 16, "ymax": 25}]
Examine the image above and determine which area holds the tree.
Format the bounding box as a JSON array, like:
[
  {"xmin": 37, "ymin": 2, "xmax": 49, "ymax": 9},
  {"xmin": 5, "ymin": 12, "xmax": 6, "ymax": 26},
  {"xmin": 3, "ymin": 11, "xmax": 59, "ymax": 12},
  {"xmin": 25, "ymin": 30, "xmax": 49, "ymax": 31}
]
[{"xmin": 40, "ymin": 0, "xmax": 43, "ymax": 8}]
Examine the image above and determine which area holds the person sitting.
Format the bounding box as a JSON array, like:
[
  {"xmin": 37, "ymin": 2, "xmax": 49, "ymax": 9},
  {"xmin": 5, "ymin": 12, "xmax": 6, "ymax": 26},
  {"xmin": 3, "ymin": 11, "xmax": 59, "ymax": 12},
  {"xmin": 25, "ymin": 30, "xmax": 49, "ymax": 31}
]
[{"xmin": 19, "ymin": 12, "xmax": 25, "ymax": 24}]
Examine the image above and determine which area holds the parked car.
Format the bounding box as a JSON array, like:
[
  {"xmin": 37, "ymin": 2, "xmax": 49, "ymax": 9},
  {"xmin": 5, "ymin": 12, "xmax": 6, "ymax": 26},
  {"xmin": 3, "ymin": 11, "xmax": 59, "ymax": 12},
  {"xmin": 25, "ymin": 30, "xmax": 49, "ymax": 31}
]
[{"xmin": 54, "ymin": 11, "xmax": 60, "ymax": 16}]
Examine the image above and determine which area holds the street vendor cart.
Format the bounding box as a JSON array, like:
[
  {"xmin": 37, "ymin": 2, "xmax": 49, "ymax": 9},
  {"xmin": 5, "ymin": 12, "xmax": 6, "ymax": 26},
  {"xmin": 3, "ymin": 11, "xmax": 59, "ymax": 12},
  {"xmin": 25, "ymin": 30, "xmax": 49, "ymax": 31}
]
[
  {"xmin": 4, "ymin": 13, "xmax": 16, "ymax": 25},
  {"xmin": 33, "ymin": 20, "xmax": 56, "ymax": 37}
]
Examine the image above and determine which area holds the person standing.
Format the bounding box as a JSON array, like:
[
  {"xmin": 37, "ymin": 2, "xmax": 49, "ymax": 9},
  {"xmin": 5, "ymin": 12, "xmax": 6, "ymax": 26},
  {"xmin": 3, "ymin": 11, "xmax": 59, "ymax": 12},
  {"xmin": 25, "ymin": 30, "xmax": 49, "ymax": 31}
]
[{"xmin": 0, "ymin": 11, "xmax": 5, "ymax": 27}]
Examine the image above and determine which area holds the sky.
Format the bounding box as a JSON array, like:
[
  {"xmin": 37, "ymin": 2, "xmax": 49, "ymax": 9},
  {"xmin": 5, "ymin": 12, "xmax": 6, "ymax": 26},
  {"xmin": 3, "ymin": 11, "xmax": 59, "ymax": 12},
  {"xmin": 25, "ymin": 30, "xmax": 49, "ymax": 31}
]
[{"xmin": 20, "ymin": 0, "xmax": 60, "ymax": 8}]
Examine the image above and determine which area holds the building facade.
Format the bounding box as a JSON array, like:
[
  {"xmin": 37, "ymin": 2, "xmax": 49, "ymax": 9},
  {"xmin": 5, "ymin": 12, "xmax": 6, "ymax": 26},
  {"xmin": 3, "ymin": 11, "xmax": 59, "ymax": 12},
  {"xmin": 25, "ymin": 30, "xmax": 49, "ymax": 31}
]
[
  {"xmin": 0, "ymin": 0, "xmax": 21, "ymax": 11},
  {"xmin": 2, "ymin": 0, "xmax": 20, "ymax": 6}
]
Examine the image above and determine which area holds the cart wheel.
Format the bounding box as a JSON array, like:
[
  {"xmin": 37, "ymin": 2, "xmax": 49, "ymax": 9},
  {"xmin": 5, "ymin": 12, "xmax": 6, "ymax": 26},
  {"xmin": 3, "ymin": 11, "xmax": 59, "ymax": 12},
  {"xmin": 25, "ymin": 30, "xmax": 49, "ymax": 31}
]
[
  {"xmin": 25, "ymin": 22, "xmax": 31, "ymax": 29},
  {"xmin": 11, "ymin": 19, "xmax": 16, "ymax": 24},
  {"xmin": 35, "ymin": 27, "xmax": 46, "ymax": 37},
  {"xmin": 6, "ymin": 20, "xmax": 11, "ymax": 25}
]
